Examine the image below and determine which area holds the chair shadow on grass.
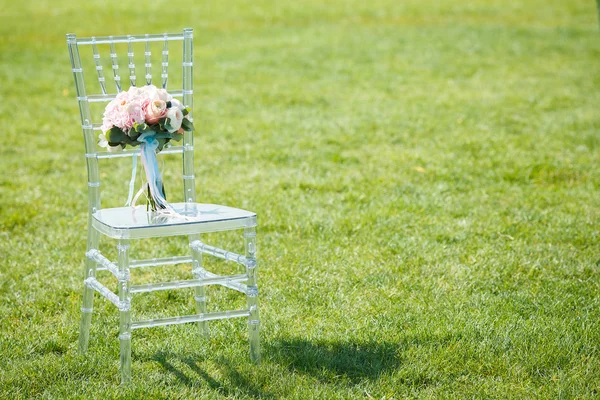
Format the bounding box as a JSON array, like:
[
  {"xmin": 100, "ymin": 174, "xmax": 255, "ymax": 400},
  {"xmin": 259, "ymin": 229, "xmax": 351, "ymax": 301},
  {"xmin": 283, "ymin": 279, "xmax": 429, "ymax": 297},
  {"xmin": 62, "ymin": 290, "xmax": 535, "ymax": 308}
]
[
  {"xmin": 266, "ymin": 337, "xmax": 400, "ymax": 384},
  {"xmin": 145, "ymin": 338, "xmax": 398, "ymax": 393},
  {"xmin": 149, "ymin": 351, "xmax": 274, "ymax": 399}
]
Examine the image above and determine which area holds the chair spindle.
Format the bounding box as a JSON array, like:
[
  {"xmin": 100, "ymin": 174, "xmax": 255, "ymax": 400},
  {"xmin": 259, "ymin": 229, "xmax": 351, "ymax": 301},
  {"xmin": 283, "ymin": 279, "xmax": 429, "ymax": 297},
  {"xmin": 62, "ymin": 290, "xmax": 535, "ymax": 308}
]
[
  {"xmin": 161, "ymin": 36, "xmax": 169, "ymax": 89},
  {"xmin": 144, "ymin": 35, "xmax": 152, "ymax": 85},
  {"xmin": 91, "ymin": 38, "xmax": 107, "ymax": 95},
  {"xmin": 109, "ymin": 39, "xmax": 122, "ymax": 92},
  {"xmin": 128, "ymin": 37, "xmax": 136, "ymax": 87},
  {"xmin": 244, "ymin": 227, "xmax": 260, "ymax": 363}
]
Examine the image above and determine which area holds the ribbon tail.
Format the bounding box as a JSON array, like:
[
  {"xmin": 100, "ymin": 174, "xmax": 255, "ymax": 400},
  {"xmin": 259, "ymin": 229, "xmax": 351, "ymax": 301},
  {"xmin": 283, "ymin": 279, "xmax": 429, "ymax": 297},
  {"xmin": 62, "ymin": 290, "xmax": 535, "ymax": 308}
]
[
  {"xmin": 125, "ymin": 154, "xmax": 138, "ymax": 206},
  {"xmin": 141, "ymin": 140, "xmax": 175, "ymax": 211},
  {"xmin": 131, "ymin": 182, "xmax": 148, "ymax": 209}
]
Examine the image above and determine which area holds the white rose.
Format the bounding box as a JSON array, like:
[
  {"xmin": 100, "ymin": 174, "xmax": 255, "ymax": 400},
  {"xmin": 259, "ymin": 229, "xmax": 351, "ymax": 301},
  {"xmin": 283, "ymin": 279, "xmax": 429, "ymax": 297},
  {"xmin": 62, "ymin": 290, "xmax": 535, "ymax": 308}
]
[
  {"xmin": 137, "ymin": 85, "xmax": 169, "ymax": 101},
  {"xmin": 98, "ymin": 133, "xmax": 122, "ymax": 152},
  {"xmin": 98, "ymin": 133, "xmax": 108, "ymax": 148},
  {"xmin": 170, "ymin": 98, "xmax": 186, "ymax": 111},
  {"xmin": 138, "ymin": 85, "xmax": 157, "ymax": 100},
  {"xmin": 165, "ymin": 107, "xmax": 183, "ymax": 133},
  {"xmin": 127, "ymin": 86, "xmax": 143, "ymax": 97},
  {"xmin": 156, "ymin": 88, "xmax": 171, "ymax": 102}
]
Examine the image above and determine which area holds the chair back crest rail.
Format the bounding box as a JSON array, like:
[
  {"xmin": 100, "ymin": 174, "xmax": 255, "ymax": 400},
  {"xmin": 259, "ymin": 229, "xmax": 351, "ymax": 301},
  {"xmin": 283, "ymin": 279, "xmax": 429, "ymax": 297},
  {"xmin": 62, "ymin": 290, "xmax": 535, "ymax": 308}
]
[{"xmin": 66, "ymin": 29, "xmax": 196, "ymax": 213}]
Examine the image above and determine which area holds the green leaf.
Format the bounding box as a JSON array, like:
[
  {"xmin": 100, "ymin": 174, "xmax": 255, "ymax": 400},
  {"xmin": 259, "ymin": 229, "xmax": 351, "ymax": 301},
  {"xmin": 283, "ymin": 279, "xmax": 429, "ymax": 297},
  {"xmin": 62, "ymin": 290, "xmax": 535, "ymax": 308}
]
[
  {"xmin": 154, "ymin": 132, "xmax": 172, "ymax": 139},
  {"xmin": 128, "ymin": 130, "xmax": 142, "ymax": 142},
  {"xmin": 182, "ymin": 108, "xmax": 189, "ymax": 116},
  {"xmin": 107, "ymin": 127, "xmax": 126, "ymax": 143},
  {"xmin": 133, "ymin": 122, "xmax": 148, "ymax": 133},
  {"xmin": 123, "ymin": 135, "xmax": 141, "ymax": 147},
  {"xmin": 156, "ymin": 137, "xmax": 169, "ymax": 152},
  {"xmin": 181, "ymin": 118, "xmax": 194, "ymax": 132},
  {"xmin": 158, "ymin": 118, "xmax": 168, "ymax": 131}
]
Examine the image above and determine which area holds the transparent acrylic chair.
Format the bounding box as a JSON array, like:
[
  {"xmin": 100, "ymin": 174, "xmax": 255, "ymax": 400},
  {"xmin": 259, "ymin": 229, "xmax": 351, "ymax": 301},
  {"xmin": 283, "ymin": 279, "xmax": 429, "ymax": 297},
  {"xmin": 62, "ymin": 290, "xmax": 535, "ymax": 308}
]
[{"xmin": 66, "ymin": 28, "xmax": 260, "ymax": 384}]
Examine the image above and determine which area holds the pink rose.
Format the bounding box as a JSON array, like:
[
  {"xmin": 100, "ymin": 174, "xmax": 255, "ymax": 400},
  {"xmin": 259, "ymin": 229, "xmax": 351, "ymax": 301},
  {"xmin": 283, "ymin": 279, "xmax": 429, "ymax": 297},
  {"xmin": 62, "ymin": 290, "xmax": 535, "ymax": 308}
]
[
  {"xmin": 115, "ymin": 91, "xmax": 130, "ymax": 103},
  {"xmin": 145, "ymin": 99, "xmax": 167, "ymax": 125},
  {"xmin": 126, "ymin": 99, "xmax": 145, "ymax": 125},
  {"xmin": 102, "ymin": 94, "xmax": 133, "ymax": 131}
]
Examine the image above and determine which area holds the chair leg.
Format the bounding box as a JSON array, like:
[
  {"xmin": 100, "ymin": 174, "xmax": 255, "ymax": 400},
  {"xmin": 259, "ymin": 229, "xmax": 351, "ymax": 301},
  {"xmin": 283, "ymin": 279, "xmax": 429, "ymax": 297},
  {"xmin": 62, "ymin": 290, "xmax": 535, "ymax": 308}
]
[
  {"xmin": 117, "ymin": 240, "xmax": 132, "ymax": 384},
  {"xmin": 79, "ymin": 227, "xmax": 99, "ymax": 354},
  {"xmin": 244, "ymin": 227, "xmax": 260, "ymax": 363},
  {"xmin": 190, "ymin": 235, "xmax": 209, "ymax": 337}
]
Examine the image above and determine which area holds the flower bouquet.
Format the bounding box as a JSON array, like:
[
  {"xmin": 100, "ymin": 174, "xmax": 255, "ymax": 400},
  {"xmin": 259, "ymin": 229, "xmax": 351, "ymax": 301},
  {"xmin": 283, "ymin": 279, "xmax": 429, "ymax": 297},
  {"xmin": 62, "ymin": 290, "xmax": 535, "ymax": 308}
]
[{"xmin": 99, "ymin": 85, "xmax": 194, "ymax": 212}]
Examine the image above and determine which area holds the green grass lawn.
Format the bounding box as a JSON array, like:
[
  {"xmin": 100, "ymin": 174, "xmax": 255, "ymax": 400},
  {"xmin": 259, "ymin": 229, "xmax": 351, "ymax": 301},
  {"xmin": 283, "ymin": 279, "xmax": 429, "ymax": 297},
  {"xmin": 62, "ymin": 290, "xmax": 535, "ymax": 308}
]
[{"xmin": 1, "ymin": 0, "xmax": 600, "ymax": 398}]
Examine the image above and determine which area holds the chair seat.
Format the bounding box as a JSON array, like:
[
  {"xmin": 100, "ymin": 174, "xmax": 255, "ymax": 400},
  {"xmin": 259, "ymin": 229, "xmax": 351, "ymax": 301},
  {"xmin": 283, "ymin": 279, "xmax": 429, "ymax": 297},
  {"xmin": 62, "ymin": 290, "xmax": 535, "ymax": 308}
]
[{"xmin": 92, "ymin": 203, "xmax": 257, "ymax": 239}]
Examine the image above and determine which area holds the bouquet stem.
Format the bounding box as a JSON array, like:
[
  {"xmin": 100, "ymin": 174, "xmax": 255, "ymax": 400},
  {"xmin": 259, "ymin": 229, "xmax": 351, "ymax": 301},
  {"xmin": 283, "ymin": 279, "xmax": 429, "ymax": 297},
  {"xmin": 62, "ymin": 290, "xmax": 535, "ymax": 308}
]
[{"xmin": 146, "ymin": 181, "xmax": 167, "ymax": 212}]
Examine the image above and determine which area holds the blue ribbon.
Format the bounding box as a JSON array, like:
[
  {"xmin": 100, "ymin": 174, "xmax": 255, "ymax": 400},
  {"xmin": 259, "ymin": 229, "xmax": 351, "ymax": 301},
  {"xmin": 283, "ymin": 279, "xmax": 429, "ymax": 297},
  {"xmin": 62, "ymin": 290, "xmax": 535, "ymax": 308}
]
[{"xmin": 139, "ymin": 134, "xmax": 167, "ymax": 209}]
